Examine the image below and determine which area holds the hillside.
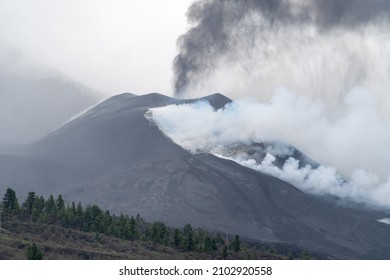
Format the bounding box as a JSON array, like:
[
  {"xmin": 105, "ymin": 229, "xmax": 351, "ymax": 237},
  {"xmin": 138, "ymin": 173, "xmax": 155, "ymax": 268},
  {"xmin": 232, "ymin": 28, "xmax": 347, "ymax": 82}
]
[{"xmin": 0, "ymin": 189, "xmax": 320, "ymax": 260}]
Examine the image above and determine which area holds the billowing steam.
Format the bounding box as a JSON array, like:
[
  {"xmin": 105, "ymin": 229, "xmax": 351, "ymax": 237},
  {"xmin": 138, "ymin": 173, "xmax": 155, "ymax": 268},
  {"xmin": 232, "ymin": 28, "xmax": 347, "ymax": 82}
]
[
  {"xmin": 150, "ymin": 88, "xmax": 390, "ymax": 208},
  {"xmin": 165, "ymin": 0, "xmax": 390, "ymax": 208}
]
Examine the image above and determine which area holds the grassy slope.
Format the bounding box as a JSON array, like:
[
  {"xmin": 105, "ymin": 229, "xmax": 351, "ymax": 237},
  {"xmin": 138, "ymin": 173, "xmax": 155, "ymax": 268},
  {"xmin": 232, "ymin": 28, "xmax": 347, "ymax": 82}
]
[{"xmin": 0, "ymin": 218, "xmax": 291, "ymax": 260}]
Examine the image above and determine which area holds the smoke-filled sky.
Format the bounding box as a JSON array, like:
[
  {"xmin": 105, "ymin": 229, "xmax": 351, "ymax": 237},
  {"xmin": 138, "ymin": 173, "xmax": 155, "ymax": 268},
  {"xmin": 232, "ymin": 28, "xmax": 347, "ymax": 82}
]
[
  {"xmin": 174, "ymin": 0, "xmax": 390, "ymax": 106},
  {"xmin": 154, "ymin": 0, "xmax": 390, "ymax": 209},
  {"xmin": 0, "ymin": 0, "xmax": 193, "ymax": 96}
]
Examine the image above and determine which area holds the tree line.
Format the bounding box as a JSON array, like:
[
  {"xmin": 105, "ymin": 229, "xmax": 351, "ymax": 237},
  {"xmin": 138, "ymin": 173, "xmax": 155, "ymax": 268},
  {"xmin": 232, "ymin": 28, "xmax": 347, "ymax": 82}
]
[{"xmin": 0, "ymin": 188, "xmax": 240, "ymax": 258}]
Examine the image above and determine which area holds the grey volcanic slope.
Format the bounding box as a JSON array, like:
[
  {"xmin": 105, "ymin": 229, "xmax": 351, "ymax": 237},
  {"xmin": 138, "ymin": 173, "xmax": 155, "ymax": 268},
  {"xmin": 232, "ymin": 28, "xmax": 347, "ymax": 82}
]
[
  {"xmin": 3, "ymin": 92, "xmax": 390, "ymax": 259},
  {"xmin": 26, "ymin": 93, "xmax": 230, "ymax": 169}
]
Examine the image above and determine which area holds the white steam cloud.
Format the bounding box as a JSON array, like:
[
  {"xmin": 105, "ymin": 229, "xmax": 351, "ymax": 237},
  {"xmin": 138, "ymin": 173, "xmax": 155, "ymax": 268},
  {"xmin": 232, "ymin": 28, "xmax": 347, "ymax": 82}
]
[
  {"xmin": 167, "ymin": 0, "xmax": 390, "ymax": 209},
  {"xmin": 150, "ymin": 88, "xmax": 390, "ymax": 209}
]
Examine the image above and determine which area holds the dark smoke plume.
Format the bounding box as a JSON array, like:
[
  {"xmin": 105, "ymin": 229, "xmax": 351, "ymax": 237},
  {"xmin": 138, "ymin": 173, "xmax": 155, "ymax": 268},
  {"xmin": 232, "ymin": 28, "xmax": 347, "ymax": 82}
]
[{"xmin": 173, "ymin": 0, "xmax": 390, "ymax": 97}]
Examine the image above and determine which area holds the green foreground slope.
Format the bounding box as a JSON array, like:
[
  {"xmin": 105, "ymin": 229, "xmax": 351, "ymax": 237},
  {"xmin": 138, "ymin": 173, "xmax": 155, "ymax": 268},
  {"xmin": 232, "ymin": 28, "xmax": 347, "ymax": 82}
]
[{"xmin": 0, "ymin": 188, "xmax": 324, "ymax": 260}]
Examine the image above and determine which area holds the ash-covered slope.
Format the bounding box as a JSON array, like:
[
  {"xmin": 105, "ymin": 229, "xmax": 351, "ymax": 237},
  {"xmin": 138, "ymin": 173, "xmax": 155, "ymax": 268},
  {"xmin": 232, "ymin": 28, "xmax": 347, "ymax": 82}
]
[
  {"xmin": 26, "ymin": 93, "xmax": 231, "ymax": 169},
  {"xmin": 3, "ymin": 92, "xmax": 390, "ymax": 259}
]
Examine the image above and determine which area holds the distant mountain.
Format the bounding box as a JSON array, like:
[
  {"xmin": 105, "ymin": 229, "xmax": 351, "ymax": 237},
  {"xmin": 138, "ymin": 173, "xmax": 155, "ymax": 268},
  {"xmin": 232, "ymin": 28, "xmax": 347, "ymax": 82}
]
[
  {"xmin": 1, "ymin": 92, "xmax": 390, "ymax": 259},
  {"xmin": 0, "ymin": 50, "xmax": 98, "ymax": 145}
]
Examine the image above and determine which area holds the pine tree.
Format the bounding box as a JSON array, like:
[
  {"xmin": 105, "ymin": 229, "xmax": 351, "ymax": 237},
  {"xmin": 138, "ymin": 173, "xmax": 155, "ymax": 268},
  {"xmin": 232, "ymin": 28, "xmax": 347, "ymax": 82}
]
[
  {"xmin": 150, "ymin": 221, "xmax": 167, "ymax": 243},
  {"xmin": 222, "ymin": 245, "xmax": 228, "ymax": 260},
  {"xmin": 0, "ymin": 202, "xmax": 3, "ymax": 229},
  {"xmin": 2, "ymin": 188, "xmax": 19, "ymax": 214},
  {"xmin": 173, "ymin": 229, "xmax": 181, "ymax": 248},
  {"xmin": 26, "ymin": 243, "xmax": 43, "ymax": 260},
  {"xmin": 56, "ymin": 194, "xmax": 65, "ymax": 211},
  {"xmin": 76, "ymin": 202, "xmax": 83, "ymax": 216},
  {"xmin": 180, "ymin": 223, "xmax": 195, "ymax": 250},
  {"xmin": 204, "ymin": 233, "xmax": 212, "ymax": 252},
  {"xmin": 163, "ymin": 230, "xmax": 170, "ymax": 246},
  {"xmin": 129, "ymin": 216, "xmax": 137, "ymax": 240},
  {"xmin": 32, "ymin": 196, "xmax": 45, "ymax": 221},
  {"xmin": 211, "ymin": 238, "xmax": 218, "ymax": 251},
  {"xmin": 183, "ymin": 223, "xmax": 192, "ymax": 236},
  {"xmin": 193, "ymin": 230, "xmax": 201, "ymax": 251},
  {"xmin": 117, "ymin": 213, "xmax": 128, "ymax": 239},
  {"xmin": 23, "ymin": 192, "xmax": 36, "ymax": 214},
  {"xmin": 83, "ymin": 205, "xmax": 93, "ymax": 232},
  {"xmin": 233, "ymin": 235, "xmax": 240, "ymax": 253},
  {"xmin": 187, "ymin": 230, "xmax": 194, "ymax": 251},
  {"xmin": 90, "ymin": 205, "xmax": 104, "ymax": 233},
  {"xmin": 45, "ymin": 195, "xmax": 57, "ymax": 222}
]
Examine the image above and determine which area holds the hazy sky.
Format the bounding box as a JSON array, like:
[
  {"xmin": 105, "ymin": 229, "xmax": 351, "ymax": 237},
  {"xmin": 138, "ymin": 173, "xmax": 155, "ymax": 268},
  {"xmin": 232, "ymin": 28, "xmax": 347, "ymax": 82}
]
[{"xmin": 0, "ymin": 0, "xmax": 193, "ymax": 96}]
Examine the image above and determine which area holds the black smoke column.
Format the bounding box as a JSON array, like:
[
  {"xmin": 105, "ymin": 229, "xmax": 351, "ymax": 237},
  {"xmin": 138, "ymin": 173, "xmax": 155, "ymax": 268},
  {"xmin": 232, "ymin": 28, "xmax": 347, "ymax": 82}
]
[{"xmin": 173, "ymin": 0, "xmax": 390, "ymax": 97}]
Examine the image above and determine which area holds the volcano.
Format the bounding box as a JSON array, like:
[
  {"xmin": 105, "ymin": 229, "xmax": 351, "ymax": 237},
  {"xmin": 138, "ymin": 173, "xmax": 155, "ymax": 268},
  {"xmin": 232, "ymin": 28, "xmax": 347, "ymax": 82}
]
[{"xmin": 1, "ymin": 92, "xmax": 390, "ymax": 259}]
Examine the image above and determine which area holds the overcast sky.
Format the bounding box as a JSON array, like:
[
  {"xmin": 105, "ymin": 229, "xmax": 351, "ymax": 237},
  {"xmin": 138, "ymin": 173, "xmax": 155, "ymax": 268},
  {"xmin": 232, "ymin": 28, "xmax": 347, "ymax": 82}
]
[{"xmin": 0, "ymin": 0, "xmax": 193, "ymax": 96}]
